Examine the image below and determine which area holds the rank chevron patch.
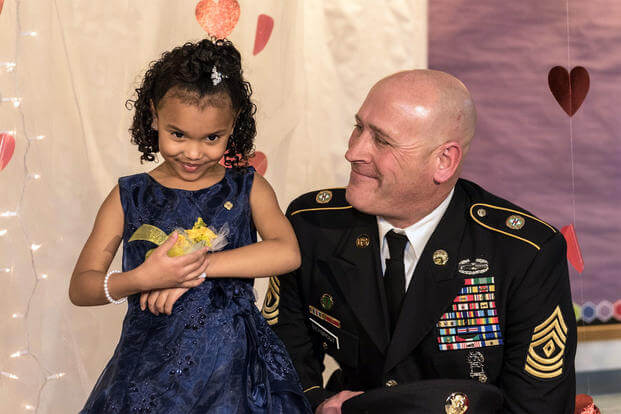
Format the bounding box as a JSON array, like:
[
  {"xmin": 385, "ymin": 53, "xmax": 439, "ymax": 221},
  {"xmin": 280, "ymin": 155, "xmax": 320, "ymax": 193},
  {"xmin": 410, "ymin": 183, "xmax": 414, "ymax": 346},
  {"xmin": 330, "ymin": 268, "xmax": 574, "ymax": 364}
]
[
  {"xmin": 524, "ymin": 305, "xmax": 568, "ymax": 379},
  {"xmin": 261, "ymin": 276, "xmax": 280, "ymax": 325}
]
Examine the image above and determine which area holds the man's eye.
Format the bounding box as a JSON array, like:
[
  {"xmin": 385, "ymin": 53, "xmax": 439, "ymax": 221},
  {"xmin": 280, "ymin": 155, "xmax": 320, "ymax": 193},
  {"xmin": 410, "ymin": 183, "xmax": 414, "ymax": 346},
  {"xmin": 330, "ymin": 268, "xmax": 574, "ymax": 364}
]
[
  {"xmin": 374, "ymin": 135, "xmax": 388, "ymax": 146},
  {"xmin": 353, "ymin": 123, "xmax": 363, "ymax": 131},
  {"xmin": 205, "ymin": 134, "xmax": 219, "ymax": 142},
  {"xmin": 171, "ymin": 131, "xmax": 183, "ymax": 138}
]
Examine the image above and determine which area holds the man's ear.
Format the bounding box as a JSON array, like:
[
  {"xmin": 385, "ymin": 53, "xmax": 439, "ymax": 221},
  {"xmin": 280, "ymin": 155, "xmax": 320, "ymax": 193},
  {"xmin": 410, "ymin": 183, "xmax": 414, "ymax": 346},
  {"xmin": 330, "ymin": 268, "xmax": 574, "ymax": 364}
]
[
  {"xmin": 433, "ymin": 141, "xmax": 462, "ymax": 184},
  {"xmin": 150, "ymin": 100, "xmax": 158, "ymax": 131}
]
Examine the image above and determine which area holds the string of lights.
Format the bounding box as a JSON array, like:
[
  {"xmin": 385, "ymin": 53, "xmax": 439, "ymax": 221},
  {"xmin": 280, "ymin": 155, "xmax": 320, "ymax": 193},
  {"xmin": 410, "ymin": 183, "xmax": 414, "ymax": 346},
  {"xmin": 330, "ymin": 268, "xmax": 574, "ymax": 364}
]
[{"xmin": 1, "ymin": 1, "xmax": 65, "ymax": 412}]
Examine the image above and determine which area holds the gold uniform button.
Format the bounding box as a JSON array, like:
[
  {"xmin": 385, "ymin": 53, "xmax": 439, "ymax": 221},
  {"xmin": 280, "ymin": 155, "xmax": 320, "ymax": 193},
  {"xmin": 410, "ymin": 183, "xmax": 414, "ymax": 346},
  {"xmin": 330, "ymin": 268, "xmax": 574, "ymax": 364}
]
[
  {"xmin": 355, "ymin": 234, "xmax": 370, "ymax": 248},
  {"xmin": 385, "ymin": 379, "xmax": 398, "ymax": 387},
  {"xmin": 476, "ymin": 208, "xmax": 486, "ymax": 217},
  {"xmin": 223, "ymin": 201, "xmax": 233, "ymax": 210},
  {"xmin": 445, "ymin": 392, "xmax": 469, "ymax": 414}
]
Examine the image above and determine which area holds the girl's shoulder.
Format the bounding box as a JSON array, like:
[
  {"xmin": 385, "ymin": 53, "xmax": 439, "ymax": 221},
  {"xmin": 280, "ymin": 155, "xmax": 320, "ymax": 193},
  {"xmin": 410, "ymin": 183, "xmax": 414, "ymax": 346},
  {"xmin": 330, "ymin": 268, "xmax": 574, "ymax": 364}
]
[
  {"xmin": 118, "ymin": 172, "xmax": 149, "ymax": 185},
  {"xmin": 117, "ymin": 173, "xmax": 151, "ymax": 196}
]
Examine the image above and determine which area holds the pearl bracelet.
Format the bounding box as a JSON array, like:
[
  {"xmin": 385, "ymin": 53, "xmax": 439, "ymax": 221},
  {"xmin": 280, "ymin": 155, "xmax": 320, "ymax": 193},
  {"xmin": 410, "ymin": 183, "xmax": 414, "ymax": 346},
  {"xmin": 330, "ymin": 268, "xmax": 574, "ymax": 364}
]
[{"xmin": 104, "ymin": 270, "xmax": 126, "ymax": 304}]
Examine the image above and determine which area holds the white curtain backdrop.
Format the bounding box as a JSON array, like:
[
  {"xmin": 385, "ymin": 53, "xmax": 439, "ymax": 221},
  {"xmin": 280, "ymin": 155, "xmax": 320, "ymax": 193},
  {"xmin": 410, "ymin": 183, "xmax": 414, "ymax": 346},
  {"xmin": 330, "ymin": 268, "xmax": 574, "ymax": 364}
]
[{"xmin": 0, "ymin": 1, "xmax": 427, "ymax": 412}]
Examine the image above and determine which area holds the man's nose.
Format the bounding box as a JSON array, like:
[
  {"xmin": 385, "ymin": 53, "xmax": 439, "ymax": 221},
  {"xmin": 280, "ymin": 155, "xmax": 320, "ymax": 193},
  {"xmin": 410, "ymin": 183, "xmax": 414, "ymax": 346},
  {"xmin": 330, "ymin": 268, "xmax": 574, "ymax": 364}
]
[{"xmin": 345, "ymin": 130, "xmax": 370, "ymax": 163}]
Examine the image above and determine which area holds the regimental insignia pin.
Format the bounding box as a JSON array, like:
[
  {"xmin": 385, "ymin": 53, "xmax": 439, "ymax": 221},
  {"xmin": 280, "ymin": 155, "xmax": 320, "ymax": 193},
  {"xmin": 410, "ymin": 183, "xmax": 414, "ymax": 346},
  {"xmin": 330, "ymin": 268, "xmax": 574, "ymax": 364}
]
[
  {"xmin": 458, "ymin": 258, "xmax": 489, "ymax": 275},
  {"xmin": 506, "ymin": 214, "xmax": 525, "ymax": 230},
  {"xmin": 433, "ymin": 249, "xmax": 449, "ymax": 266},
  {"xmin": 320, "ymin": 293, "xmax": 334, "ymax": 311},
  {"xmin": 445, "ymin": 392, "xmax": 469, "ymax": 414},
  {"xmin": 315, "ymin": 190, "xmax": 332, "ymax": 204},
  {"xmin": 356, "ymin": 234, "xmax": 370, "ymax": 248},
  {"xmin": 467, "ymin": 350, "xmax": 488, "ymax": 383},
  {"xmin": 224, "ymin": 201, "xmax": 234, "ymax": 210},
  {"xmin": 476, "ymin": 208, "xmax": 487, "ymax": 218}
]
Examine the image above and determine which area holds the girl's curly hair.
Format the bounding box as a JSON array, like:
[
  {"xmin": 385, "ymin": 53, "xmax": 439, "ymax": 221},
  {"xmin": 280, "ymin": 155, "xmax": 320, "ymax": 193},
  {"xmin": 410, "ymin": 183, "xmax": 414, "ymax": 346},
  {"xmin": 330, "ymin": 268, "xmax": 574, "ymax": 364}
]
[{"xmin": 126, "ymin": 39, "xmax": 256, "ymax": 166}]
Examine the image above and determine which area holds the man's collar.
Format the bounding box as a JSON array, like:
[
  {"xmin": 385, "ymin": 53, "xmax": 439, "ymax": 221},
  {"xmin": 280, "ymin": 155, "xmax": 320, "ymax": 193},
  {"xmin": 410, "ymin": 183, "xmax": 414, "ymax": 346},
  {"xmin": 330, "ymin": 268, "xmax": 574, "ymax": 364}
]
[{"xmin": 377, "ymin": 188, "xmax": 455, "ymax": 258}]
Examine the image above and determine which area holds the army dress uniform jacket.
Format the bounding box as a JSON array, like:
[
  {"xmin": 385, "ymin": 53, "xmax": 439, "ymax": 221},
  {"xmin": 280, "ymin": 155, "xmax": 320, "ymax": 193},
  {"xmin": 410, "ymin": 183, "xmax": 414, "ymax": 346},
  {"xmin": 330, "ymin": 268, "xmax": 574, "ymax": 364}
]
[{"xmin": 263, "ymin": 179, "xmax": 577, "ymax": 413}]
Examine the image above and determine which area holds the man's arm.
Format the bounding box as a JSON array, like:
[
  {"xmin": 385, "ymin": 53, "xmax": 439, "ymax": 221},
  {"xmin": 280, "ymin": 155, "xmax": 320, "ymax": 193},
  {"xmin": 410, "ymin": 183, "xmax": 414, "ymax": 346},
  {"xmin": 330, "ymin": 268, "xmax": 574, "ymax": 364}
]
[{"xmin": 501, "ymin": 232, "xmax": 577, "ymax": 413}]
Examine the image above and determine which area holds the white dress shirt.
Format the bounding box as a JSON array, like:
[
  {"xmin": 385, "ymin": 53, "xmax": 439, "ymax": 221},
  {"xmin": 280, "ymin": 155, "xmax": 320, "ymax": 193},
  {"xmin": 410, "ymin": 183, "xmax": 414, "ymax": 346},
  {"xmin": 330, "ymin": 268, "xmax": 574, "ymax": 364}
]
[{"xmin": 377, "ymin": 189, "xmax": 454, "ymax": 291}]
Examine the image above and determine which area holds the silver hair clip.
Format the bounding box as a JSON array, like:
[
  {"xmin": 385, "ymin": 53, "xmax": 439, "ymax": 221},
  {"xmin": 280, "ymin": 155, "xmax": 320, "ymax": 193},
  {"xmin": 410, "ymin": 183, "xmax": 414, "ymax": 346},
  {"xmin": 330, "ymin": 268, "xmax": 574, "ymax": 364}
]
[{"xmin": 211, "ymin": 65, "xmax": 226, "ymax": 86}]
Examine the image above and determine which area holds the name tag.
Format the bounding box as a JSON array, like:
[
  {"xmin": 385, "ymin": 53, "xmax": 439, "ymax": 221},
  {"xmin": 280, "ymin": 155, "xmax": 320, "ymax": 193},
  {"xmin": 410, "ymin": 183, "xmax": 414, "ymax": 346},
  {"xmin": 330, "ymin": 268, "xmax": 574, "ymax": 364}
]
[{"xmin": 309, "ymin": 317, "xmax": 340, "ymax": 350}]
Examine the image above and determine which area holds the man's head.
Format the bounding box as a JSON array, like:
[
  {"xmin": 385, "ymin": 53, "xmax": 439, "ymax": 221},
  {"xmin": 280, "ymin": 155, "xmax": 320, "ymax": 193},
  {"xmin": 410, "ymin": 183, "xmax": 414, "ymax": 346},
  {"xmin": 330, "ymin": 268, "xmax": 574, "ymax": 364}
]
[{"xmin": 345, "ymin": 70, "xmax": 476, "ymax": 227}]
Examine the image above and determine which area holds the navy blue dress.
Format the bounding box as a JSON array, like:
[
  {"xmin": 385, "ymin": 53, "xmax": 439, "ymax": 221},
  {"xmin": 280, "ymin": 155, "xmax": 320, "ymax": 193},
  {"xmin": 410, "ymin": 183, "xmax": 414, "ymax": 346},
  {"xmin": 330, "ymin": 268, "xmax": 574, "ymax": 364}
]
[{"xmin": 81, "ymin": 167, "xmax": 311, "ymax": 413}]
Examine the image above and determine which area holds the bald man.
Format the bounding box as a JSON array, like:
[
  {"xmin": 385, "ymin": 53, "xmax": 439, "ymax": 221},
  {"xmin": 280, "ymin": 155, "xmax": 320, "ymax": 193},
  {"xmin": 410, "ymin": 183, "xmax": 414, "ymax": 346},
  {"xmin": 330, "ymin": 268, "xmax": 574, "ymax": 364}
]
[{"xmin": 263, "ymin": 70, "xmax": 576, "ymax": 413}]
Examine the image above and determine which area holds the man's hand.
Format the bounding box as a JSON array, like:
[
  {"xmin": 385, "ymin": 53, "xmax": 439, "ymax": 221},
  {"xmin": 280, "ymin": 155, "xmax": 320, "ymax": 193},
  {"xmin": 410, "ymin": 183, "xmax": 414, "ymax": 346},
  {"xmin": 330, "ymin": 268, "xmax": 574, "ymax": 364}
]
[{"xmin": 315, "ymin": 391, "xmax": 364, "ymax": 414}]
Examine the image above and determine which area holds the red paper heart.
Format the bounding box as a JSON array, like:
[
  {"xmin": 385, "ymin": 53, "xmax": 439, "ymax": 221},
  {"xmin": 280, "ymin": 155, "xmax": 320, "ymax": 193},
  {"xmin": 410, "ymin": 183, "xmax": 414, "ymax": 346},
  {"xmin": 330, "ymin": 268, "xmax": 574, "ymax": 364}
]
[
  {"xmin": 575, "ymin": 394, "xmax": 600, "ymax": 414},
  {"xmin": 0, "ymin": 0, "xmax": 5, "ymax": 15},
  {"xmin": 561, "ymin": 224, "xmax": 584, "ymax": 273},
  {"xmin": 195, "ymin": 0, "xmax": 240, "ymax": 39},
  {"xmin": 548, "ymin": 66, "xmax": 589, "ymax": 116},
  {"xmin": 249, "ymin": 151, "xmax": 267, "ymax": 175},
  {"xmin": 253, "ymin": 14, "xmax": 274, "ymax": 56},
  {"xmin": 0, "ymin": 132, "xmax": 15, "ymax": 172},
  {"xmin": 219, "ymin": 151, "xmax": 267, "ymax": 175}
]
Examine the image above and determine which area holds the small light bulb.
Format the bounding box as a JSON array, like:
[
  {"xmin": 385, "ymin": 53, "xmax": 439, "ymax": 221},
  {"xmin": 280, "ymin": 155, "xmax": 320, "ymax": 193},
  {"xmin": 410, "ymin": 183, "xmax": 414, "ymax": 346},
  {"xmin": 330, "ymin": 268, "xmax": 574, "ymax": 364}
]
[
  {"xmin": 10, "ymin": 350, "xmax": 28, "ymax": 358},
  {"xmin": 40, "ymin": 273, "xmax": 48, "ymax": 279},
  {"xmin": 47, "ymin": 372, "xmax": 66, "ymax": 380},
  {"xmin": 35, "ymin": 135, "xmax": 45, "ymax": 140},
  {"xmin": 12, "ymin": 313, "xmax": 24, "ymax": 319},
  {"xmin": 1, "ymin": 211, "xmax": 18, "ymax": 217},
  {"xmin": 1, "ymin": 371, "xmax": 19, "ymax": 379},
  {"xmin": 30, "ymin": 244, "xmax": 41, "ymax": 251},
  {"xmin": 0, "ymin": 229, "xmax": 7, "ymax": 236},
  {"xmin": 31, "ymin": 174, "xmax": 41, "ymax": 180},
  {"xmin": 1, "ymin": 62, "xmax": 16, "ymax": 72}
]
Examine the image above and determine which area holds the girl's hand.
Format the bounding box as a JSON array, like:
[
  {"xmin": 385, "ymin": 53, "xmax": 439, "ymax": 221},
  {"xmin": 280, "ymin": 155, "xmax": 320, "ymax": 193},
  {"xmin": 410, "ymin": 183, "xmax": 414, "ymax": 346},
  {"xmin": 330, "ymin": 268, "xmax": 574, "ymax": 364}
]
[
  {"xmin": 137, "ymin": 232, "xmax": 210, "ymax": 290},
  {"xmin": 140, "ymin": 287, "xmax": 191, "ymax": 315}
]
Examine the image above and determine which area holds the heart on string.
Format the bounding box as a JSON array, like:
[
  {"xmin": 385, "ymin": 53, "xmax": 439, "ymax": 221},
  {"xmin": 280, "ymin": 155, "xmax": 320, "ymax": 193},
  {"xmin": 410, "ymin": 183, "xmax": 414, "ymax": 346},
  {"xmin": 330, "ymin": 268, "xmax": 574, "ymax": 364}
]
[
  {"xmin": 195, "ymin": 0, "xmax": 240, "ymax": 39},
  {"xmin": 0, "ymin": 0, "xmax": 4, "ymax": 16},
  {"xmin": 249, "ymin": 151, "xmax": 267, "ymax": 175},
  {"xmin": 0, "ymin": 132, "xmax": 16, "ymax": 172},
  {"xmin": 253, "ymin": 14, "xmax": 274, "ymax": 55},
  {"xmin": 575, "ymin": 394, "xmax": 600, "ymax": 414},
  {"xmin": 548, "ymin": 66, "xmax": 589, "ymax": 116},
  {"xmin": 561, "ymin": 224, "xmax": 584, "ymax": 273}
]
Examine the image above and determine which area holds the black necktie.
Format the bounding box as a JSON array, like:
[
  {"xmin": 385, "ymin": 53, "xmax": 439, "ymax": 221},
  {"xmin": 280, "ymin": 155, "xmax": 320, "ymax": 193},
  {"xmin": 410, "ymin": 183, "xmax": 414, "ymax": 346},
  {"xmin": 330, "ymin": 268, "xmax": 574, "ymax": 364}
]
[{"xmin": 384, "ymin": 230, "xmax": 409, "ymax": 333}]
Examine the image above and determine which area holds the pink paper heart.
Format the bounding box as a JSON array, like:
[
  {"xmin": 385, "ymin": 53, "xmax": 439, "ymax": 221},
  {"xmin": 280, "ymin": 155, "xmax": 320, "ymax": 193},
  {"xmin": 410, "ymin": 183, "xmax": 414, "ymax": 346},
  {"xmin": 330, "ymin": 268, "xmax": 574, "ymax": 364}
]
[
  {"xmin": 0, "ymin": 132, "xmax": 16, "ymax": 172},
  {"xmin": 195, "ymin": 0, "xmax": 240, "ymax": 39},
  {"xmin": 0, "ymin": 0, "xmax": 5, "ymax": 15},
  {"xmin": 253, "ymin": 14, "xmax": 274, "ymax": 55}
]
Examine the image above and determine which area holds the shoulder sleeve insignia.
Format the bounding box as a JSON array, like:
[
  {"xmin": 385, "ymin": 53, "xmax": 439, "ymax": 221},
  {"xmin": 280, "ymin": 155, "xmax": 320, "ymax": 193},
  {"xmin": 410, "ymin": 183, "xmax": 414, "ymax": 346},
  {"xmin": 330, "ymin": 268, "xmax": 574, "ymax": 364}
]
[
  {"xmin": 524, "ymin": 305, "xmax": 568, "ymax": 379},
  {"xmin": 261, "ymin": 276, "xmax": 280, "ymax": 326},
  {"xmin": 470, "ymin": 203, "xmax": 557, "ymax": 250}
]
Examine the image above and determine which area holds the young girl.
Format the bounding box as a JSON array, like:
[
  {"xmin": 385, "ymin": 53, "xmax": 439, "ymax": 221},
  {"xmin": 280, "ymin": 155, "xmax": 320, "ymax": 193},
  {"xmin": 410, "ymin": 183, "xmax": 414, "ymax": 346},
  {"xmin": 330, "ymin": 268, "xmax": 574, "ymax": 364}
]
[{"xmin": 69, "ymin": 39, "xmax": 311, "ymax": 413}]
